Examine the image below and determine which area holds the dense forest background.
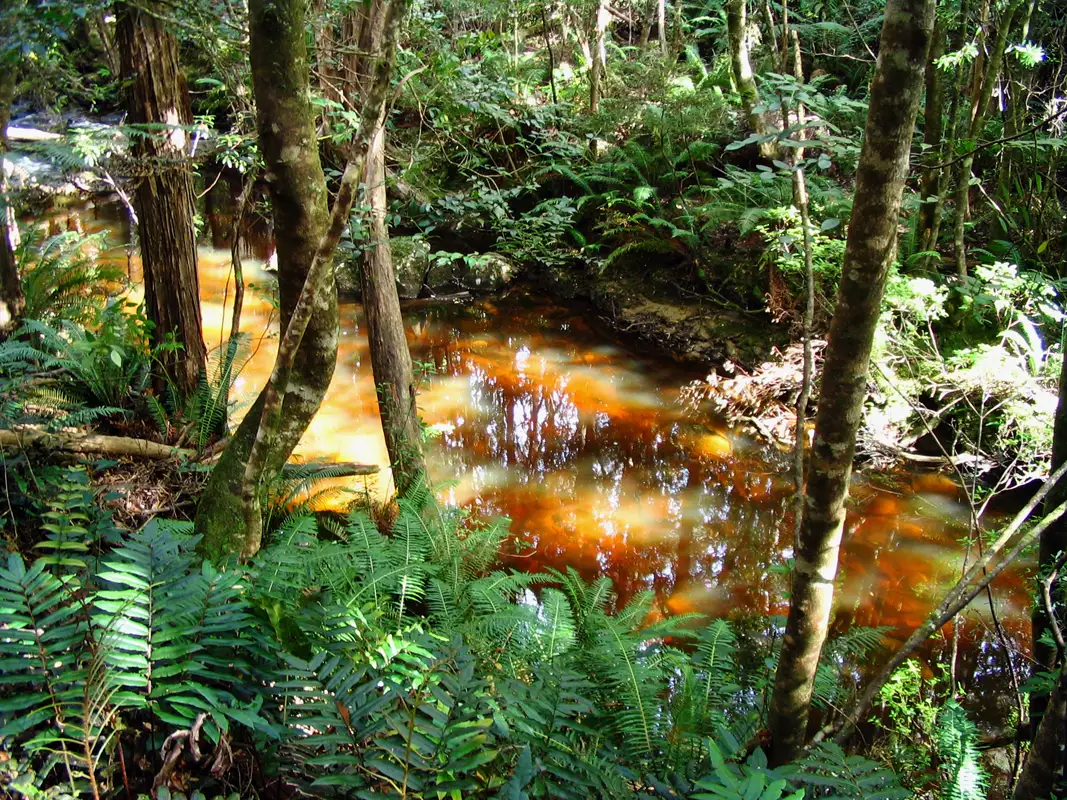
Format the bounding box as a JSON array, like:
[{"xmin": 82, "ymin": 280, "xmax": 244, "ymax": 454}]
[{"xmin": 1, "ymin": 0, "xmax": 1066, "ymax": 797}]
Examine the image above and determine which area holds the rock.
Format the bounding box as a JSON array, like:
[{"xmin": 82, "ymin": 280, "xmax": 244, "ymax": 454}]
[
  {"xmin": 335, "ymin": 240, "xmax": 517, "ymax": 299},
  {"xmin": 392, "ymin": 235, "xmax": 442, "ymax": 298},
  {"xmin": 335, "ymin": 254, "xmax": 359, "ymax": 295},
  {"xmin": 456, "ymin": 252, "xmax": 515, "ymax": 292}
]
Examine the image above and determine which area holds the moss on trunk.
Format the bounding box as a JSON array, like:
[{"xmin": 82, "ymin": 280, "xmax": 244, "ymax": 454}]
[{"xmin": 195, "ymin": 0, "xmax": 338, "ymax": 560}]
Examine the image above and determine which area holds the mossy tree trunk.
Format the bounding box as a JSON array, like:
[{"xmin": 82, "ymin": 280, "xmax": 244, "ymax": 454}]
[
  {"xmin": 116, "ymin": 1, "xmax": 207, "ymax": 397},
  {"xmin": 0, "ymin": 68, "xmax": 23, "ymax": 337},
  {"xmin": 767, "ymin": 0, "xmax": 934, "ymax": 766},
  {"xmin": 195, "ymin": 0, "xmax": 338, "ymax": 560}
]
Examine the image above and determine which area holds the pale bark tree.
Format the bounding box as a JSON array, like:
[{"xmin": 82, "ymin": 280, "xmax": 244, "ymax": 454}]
[
  {"xmin": 117, "ymin": 1, "xmax": 207, "ymax": 396},
  {"xmin": 767, "ymin": 0, "xmax": 935, "ymax": 766},
  {"xmin": 342, "ymin": 0, "xmax": 426, "ymax": 492},
  {"xmin": 916, "ymin": 17, "xmax": 944, "ymax": 254},
  {"xmin": 657, "ymin": 0, "xmax": 667, "ymax": 55},
  {"xmin": 0, "ymin": 69, "xmax": 23, "ymax": 337},
  {"xmin": 950, "ymin": 0, "xmax": 1023, "ymax": 275},
  {"xmin": 726, "ymin": 0, "xmax": 777, "ymax": 159}
]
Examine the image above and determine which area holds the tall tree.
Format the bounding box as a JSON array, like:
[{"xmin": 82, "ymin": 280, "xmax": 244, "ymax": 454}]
[
  {"xmin": 767, "ymin": 0, "xmax": 935, "ymax": 766},
  {"xmin": 950, "ymin": 0, "xmax": 1023, "ymax": 275},
  {"xmin": 0, "ymin": 68, "xmax": 23, "ymax": 337},
  {"xmin": 195, "ymin": 0, "xmax": 409, "ymax": 559},
  {"xmin": 727, "ymin": 0, "xmax": 777, "ymax": 159},
  {"xmin": 344, "ymin": 0, "xmax": 426, "ymax": 492},
  {"xmin": 195, "ymin": 0, "xmax": 339, "ymax": 558},
  {"xmin": 116, "ymin": 1, "xmax": 207, "ymax": 396}
]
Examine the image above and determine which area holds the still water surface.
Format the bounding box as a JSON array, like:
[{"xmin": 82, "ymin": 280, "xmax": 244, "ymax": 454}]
[{"xmin": 65, "ymin": 202, "xmax": 1029, "ymax": 723}]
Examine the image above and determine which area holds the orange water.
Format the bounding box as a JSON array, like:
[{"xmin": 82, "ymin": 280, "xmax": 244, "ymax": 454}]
[{"xmin": 58, "ymin": 202, "xmax": 1030, "ymax": 717}]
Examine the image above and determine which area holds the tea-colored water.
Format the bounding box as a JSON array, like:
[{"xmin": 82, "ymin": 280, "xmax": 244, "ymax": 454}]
[{"xmin": 62, "ymin": 202, "xmax": 1029, "ymax": 719}]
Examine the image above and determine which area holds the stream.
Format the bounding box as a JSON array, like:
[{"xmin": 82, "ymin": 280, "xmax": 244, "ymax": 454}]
[{"xmin": 54, "ymin": 199, "xmax": 1030, "ymax": 727}]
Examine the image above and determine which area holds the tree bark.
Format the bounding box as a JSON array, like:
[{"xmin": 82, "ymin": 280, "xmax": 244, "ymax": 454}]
[
  {"xmin": 727, "ymin": 0, "xmax": 777, "ymax": 159},
  {"xmin": 0, "ymin": 68, "xmax": 23, "ymax": 337},
  {"xmin": 951, "ymin": 0, "xmax": 1023, "ymax": 276},
  {"xmin": 346, "ymin": 0, "xmax": 425, "ymax": 493},
  {"xmin": 1014, "ymin": 657, "xmax": 1067, "ymax": 799},
  {"xmin": 116, "ymin": 1, "xmax": 207, "ymax": 397},
  {"xmin": 1030, "ymin": 342, "xmax": 1067, "ymax": 728},
  {"xmin": 195, "ymin": 0, "xmax": 339, "ymax": 559},
  {"xmin": 916, "ymin": 17, "xmax": 944, "ymax": 255},
  {"xmin": 361, "ymin": 122, "xmax": 425, "ymax": 493},
  {"xmin": 767, "ymin": 0, "xmax": 934, "ymax": 767},
  {"xmin": 657, "ymin": 0, "xmax": 667, "ymax": 55}
]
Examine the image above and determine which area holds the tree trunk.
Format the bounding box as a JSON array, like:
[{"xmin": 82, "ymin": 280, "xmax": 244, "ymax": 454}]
[
  {"xmin": 589, "ymin": 0, "xmax": 609, "ymax": 115},
  {"xmin": 726, "ymin": 0, "xmax": 776, "ymax": 159},
  {"xmin": 922, "ymin": 0, "xmax": 970, "ymax": 260},
  {"xmin": 0, "ymin": 68, "xmax": 23, "ymax": 337},
  {"xmin": 916, "ymin": 17, "xmax": 944, "ymax": 255},
  {"xmin": 1030, "ymin": 343, "xmax": 1067, "ymax": 728},
  {"xmin": 951, "ymin": 0, "xmax": 1023, "ymax": 276},
  {"xmin": 361, "ymin": 122, "xmax": 425, "ymax": 493},
  {"xmin": 195, "ymin": 0, "xmax": 339, "ymax": 559},
  {"xmin": 657, "ymin": 0, "xmax": 667, "ymax": 55},
  {"xmin": 1014, "ymin": 657, "xmax": 1067, "ymax": 799},
  {"xmin": 349, "ymin": 0, "xmax": 426, "ymax": 493},
  {"xmin": 116, "ymin": 1, "xmax": 207, "ymax": 397},
  {"xmin": 767, "ymin": 0, "xmax": 934, "ymax": 767}
]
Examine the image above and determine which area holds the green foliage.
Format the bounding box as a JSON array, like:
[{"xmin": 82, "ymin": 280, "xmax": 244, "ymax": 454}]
[
  {"xmin": 934, "ymin": 701, "xmax": 987, "ymax": 800},
  {"xmin": 16, "ymin": 229, "xmax": 126, "ymax": 326},
  {"xmin": 0, "ymin": 477, "xmax": 929, "ymax": 799}
]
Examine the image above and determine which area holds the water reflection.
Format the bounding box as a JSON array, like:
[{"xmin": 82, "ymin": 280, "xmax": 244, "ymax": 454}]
[{"xmin": 48, "ymin": 202, "xmax": 1030, "ymax": 720}]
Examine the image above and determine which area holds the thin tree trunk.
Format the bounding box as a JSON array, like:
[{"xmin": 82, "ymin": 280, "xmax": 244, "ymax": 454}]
[
  {"xmin": 589, "ymin": 0, "xmax": 609, "ymax": 114},
  {"xmin": 923, "ymin": 0, "xmax": 970, "ymax": 260},
  {"xmin": 767, "ymin": 0, "xmax": 934, "ymax": 766},
  {"xmin": 350, "ymin": 0, "xmax": 425, "ymax": 493},
  {"xmin": 0, "ymin": 68, "xmax": 23, "ymax": 337},
  {"xmin": 657, "ymin": 0, "xmax": 667, "ymax": 55},
  {"xmin": 362, "ymin": 121, "xmax": 425, "ymax": 493},
  {"xmin": 195, "ymin": 0, "xmax": 340, "ymax": 559},
  {"xmin": 727, "ymin": 0, "xmax": 776, "ymax": 159},
  {"xmin": 790, "ymin": 31, "xmax": 814, "ymax": 549},
  {"xmin": 542, "ymin": 6, "xmax": 559, "ymax": 105},
  {"xmin": 917, "ymin": 17, "xmax": 945, "ymax": 254},
  {"xmin": 952, "ymin": 0, "xmax": 1023, "ymax": 275},
  {"xmin": 116, "ymin": 1, "xmax": 207, "ymax": 398}
]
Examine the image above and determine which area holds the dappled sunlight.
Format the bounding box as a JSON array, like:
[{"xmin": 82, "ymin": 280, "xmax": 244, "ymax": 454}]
[{"xmin": 71, "ymin": 199, "xmax": 1033, "ymax": 689}]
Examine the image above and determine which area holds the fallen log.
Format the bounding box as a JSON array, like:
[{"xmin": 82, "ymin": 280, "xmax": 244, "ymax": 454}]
[
  {"xmin": 401, "ymin": 291, "xmax": 471, "ymax": 309},
  {"xmin": 280, "ymin": 461, "xmax": 379, "ymax": 477},
  {"xmin": 0, "ymin": 425, "xmax": 197, "ymax": 460},
  {"xmin": 0, "ymin": 426, "xmax": 380, "ymax": 476}
]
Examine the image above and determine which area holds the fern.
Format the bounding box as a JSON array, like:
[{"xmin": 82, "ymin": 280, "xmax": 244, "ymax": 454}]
[
  {"xmin": 935, "ymin": 701, "xmax": 987, "ymax": 800},
  {"xmin": 788, "ymin": 741, "xmax": 911, "ymax": 800}
]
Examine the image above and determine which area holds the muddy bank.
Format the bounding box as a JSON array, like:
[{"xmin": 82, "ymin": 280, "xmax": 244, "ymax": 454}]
[{"xmin": 527, "ymin": 262, "xmax": 784, "ymax": 372}]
